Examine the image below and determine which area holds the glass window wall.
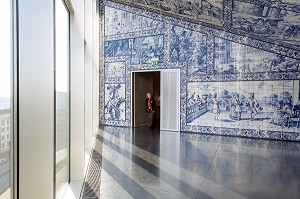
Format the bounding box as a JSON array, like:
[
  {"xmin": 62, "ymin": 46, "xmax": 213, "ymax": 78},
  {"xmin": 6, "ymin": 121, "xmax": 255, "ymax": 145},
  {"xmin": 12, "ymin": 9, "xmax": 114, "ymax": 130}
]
[
  {"xmin": 55, "ymin": 0, "xmax": 70, "ymax": 197},
  {"xmin": 0, "ymin": 0, "xmax": 13, "ymax": 198}
]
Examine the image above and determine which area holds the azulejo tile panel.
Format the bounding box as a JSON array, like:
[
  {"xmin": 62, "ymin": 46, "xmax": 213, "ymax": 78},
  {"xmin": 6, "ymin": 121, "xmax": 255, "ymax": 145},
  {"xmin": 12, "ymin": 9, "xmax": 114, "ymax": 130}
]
[
  {"xmin": 109, "ymin": 0, "xmax": 224, "ymax": 27},
  {"xmin": 105, "ymin": 5, "xmax": 164, "ymax": 36},
  {"xmin": 213, "ymin": 38, "xmax": 300, "ymax": 75},
  {"xmin": 104, "ymin": 83, "xmax": 126, "ymax": 120},
  {"xmin": 231, "ymin": 0, "xmax": 300, "ymax": 49},
  {"xmin": 100, "ymin": 0, "xmax": 300, "ymax": 140},
  {"xmin": 170, "ymin": 26, "xmax": 207, "ymax": 75},
  {"xmin": 105, "ymin": 61, "xmax": 126, "ymax": 81},
  {"xmin": 107, "ymin": 0, "xmax": 300, "ymax": 51},
  {"xmin": 186, "ymin": 80, "xmax": 300, "ymax": 133},
  {"xmin": 104, "ymin": 39, "xmax": 131, "ymax": 57},
  {"xmin": 131, "ymin": 35, "xmax": 164, "ymax": 64}
]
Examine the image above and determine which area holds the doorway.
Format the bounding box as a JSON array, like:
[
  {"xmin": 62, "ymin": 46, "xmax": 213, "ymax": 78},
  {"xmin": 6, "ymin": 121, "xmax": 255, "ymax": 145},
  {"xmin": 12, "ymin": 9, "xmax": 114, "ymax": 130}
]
[
  {"xmin": 132, "ymin": 69, "xmax": 180, "ymax": 131},
  {"xmin": 132, "ymin": 71, "xmax": 161, "ymax": 128}
]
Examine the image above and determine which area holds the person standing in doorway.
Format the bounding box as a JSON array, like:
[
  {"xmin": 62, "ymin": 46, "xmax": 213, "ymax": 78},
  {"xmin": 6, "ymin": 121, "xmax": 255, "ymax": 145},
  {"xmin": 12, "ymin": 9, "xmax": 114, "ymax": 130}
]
[{"xmin": 145, "ymin": 93, "xmax": 156, "ymax": 128}]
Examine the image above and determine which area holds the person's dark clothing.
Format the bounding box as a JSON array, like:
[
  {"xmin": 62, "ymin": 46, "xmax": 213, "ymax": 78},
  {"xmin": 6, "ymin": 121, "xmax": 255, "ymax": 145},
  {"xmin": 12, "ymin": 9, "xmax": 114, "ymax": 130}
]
[{"xmin": 145, "ymin": 97, "xmax": 156, "ymax": 113}]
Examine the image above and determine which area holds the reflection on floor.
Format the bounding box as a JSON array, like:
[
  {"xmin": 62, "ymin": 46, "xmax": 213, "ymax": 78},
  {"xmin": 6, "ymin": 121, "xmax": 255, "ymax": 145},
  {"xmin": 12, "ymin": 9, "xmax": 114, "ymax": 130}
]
[
  {"xmin": 56, "ymin": 148, "xmax": 68, "ymax": 197},
  {"xmin": 81, "ymin": 125, "xmax": 300, "ymax": 199}
]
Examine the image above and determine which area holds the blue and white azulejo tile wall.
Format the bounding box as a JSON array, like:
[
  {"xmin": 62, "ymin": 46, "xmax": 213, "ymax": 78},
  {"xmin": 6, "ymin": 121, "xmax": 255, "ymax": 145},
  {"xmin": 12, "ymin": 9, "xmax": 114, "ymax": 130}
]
[{"xmin": 100, "ymin": 0, "xmax": 300, "ymax": 141}]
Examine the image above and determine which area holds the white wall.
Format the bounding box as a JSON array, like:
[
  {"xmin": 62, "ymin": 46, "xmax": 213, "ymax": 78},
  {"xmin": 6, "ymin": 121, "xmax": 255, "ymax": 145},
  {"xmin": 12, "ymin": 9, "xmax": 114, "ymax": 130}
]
[
  {"xmin": 84, "ymin": 0, "xmax": 100, "ymax": 162},
  {"xmin": 92, "ymin": 0, "xmax": 100, "ymax": 140},
  {"xmin": 84, "ymin": 0, "xmax": 93, "ymax": 151}
]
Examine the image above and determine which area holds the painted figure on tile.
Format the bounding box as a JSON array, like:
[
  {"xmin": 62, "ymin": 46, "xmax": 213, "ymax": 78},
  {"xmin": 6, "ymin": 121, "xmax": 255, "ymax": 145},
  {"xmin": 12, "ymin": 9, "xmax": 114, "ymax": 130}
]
[
  {"xmin": 179, "ymin": 30, "xmax": 192, "ymax": 61},
  {"xmin": 171, "ymin": 26, "xmax": 192, "ymax": 62},
  {"xmin": 270, "ymin": 101, "xmax": 283, "ymax": 126},
  {"xmin": 246, "ymin": 93, "xmax": 261, "ymax": 121},
  {"xmin": 188, "ymin": 92, "xmax": 196, "ymax": 106},
  {"xmin": 281, "ymin": 106, "xmax": 292, "ymax": 127},
  {"xmin": 105, "ymin": 84, "xmax": 125, "ymax": 120},
  {"xmin": 142, "ymin": 46, "xmax": 155, "ymax": 62},
  {"xmin": 211, "ymin": 93, "xmax": 221, "ymax": 120},
  {"xmin": 266, "ymin": 93, "xmax": 298, "ymax": 127},
  {"xmin": 283, "ymin": 95, "xmax": 293, "ymax": 110},
  {"xmin": 145, "ymin": 93, "xmax": 156, "ymax": 128},
  {"xmin": 229, "ymin": 93, "xmax": 242, "ymax": 121},
  {"xmin": 186, "ymin": 92, "xmax": 209, "ymax": 123}
]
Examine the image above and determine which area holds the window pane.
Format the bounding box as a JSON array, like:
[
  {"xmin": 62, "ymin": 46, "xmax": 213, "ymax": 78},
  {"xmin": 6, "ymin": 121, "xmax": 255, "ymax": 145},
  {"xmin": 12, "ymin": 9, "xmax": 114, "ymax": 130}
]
[
  {"xmin": 0, "ymin": 0, "xmax": 12, "ymax": 198},
  {"xmin": 55, "ymin": 0, "xmax": 70, "ymax": 196}
]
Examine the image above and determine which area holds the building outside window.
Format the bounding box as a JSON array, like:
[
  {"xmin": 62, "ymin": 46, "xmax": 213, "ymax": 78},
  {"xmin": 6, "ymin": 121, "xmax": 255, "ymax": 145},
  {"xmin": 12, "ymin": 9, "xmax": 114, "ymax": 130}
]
[{"xmin": 0, "ymin": 0, "xmax": 13, "ymax": 198}]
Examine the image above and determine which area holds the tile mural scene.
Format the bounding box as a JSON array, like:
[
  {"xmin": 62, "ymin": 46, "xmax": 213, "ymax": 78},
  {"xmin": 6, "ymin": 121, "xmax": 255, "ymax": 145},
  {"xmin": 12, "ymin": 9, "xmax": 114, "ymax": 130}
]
[
  {"xmin": 107, "ymin": 0, "xmax": 300, "ymax": 51},
  {"xmin": 232, "ymin": 0, "xmax": 300, "ymax": 48},
  {"xmin": 105, "ymin": 39, "xmax": 131, "ymax": 57},
  {"xmin": 187, "ymin": 80, "xmax": 300, "ymax": 132},
  {"xmin": 131, "ymin": 35, "xmax": 164, "ymax": 64},
  {"xmin": 100, "ymin": 0, "xmax": 300, "ymax": 140},
  {"xmin": 170, "ymin": 26, "xmax": 207, "ymax": 75},
  {"xmin": 104, "ymin": 6, "xmax": 164, "ymax": 36},
  {"xmin": 214, "ymin": 38, "xmax": 300, "ymax": 74},
  {"xmin": 105, "ymin": 62, "xmax": 126, "ymax": 78},
  {"xmin": 112, "ymin": 0, "xmax": 224, "ymax": 26}
]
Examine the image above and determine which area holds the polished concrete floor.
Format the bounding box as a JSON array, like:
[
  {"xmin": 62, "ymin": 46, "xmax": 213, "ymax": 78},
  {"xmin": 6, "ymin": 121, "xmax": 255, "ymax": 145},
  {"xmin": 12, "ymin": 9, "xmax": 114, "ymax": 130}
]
[{"xmin": 82, "ymin": 125, "xmax": 300, "ymax": 199}]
